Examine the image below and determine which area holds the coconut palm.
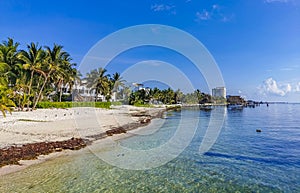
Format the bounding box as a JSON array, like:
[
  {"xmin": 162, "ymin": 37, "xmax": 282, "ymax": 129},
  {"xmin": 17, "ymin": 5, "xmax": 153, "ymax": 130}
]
[
  {"xmin": 59, "ymin": 65, "xmax": 79, "ymax": 102},
  {"xmin": 110, "ymin": 72, "xmax": 125, "ymax": 101},
  {"xmin": 0, "ymin": 38, "xmax": 20, "ymax": 113},
  {"xmin": 111, "ymin": 73, "xmax": 125, "ymax": 91},
  {"xmin": 0, "ymin": 77, "xmax": 15, "ymax": 117},
  {"xmin": 85, "ymin": 67, "xmax": 110, "ymax": 102},
  {"xmin": 18, "ymin": 42, "xmax": 46, "ymax": 108},
  {"xmin": 0, "ymin": 38, "xmax": 20, "ymax": 86},
  {"xmin": 51, "ymin": 53, "xmax": 76, "ymax": 102},
  {"xmin": 32, "ymin": 44, "xmax": 69, "ymax": 109}
]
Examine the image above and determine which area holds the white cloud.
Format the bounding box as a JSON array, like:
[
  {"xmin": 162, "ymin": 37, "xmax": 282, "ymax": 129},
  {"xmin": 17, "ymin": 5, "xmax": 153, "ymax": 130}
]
[
  {"xmin": 195, "ymin": 10, "xmax": 211, "ymax": 20},
  {"xmin": 195, "ymin": 4, "xmax": 232, "ymax": 22},
  {"xmin": 151, "ymin": 4, "xmax": 176, "ymax": 14},
  {"xmin": 259, "ymin": 78, "xmax": 292, "ymax": 96}
]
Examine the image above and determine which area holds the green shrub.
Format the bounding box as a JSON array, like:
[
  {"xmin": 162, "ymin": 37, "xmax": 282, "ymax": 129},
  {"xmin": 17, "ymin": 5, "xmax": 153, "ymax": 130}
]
[
  {"xmin": 133, "ymin": 103, "xmax": 153, "ymax": 108},
  {"xmin": 111, "ymin": 101, "xmax": 122, "ymax": 106}
]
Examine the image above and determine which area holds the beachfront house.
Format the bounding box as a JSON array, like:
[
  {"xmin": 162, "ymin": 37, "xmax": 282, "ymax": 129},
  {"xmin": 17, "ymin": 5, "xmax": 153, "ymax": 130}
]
[{"xmin": 58, "ymin": 80, "xmax": 117, "ymax": 102}]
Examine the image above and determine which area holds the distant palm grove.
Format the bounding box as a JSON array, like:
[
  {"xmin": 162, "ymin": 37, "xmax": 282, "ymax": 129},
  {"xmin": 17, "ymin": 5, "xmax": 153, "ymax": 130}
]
[
  {"xmin": 0, "ymin": 38, "xmax": 124, "ymax": 116},
  {"xmin": 0, "ymin": 38, "xmax": 225, "ymax": 117}
]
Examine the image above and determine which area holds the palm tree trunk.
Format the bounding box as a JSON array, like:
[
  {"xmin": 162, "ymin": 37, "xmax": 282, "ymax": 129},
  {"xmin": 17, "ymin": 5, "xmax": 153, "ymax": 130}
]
[
  {"xmin": 59, "ymin": 83, "xmax": 63, "ymax": 102},
  {"xmin": 26, "ymin": 71, "xmax": 34, "ymax": 110},
  {"xmin": 33, "ymin": 74, "xmax": 43, "ymax": 106},
  {"xmin": 33, "ymin": 74, "xmax": 48, "ymax": 109}
]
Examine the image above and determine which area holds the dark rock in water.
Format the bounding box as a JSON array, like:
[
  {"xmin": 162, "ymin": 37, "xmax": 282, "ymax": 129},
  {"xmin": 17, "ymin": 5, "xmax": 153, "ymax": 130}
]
[{"xmin": 256, "ymin": 129, "xmax": 262, "ymax": 132}]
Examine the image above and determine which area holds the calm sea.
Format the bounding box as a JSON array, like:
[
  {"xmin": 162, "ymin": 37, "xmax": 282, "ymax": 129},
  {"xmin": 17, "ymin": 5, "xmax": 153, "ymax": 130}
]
[{"xmin": 0, "ymin": 104, "xmax": 299, "ymax": 192}]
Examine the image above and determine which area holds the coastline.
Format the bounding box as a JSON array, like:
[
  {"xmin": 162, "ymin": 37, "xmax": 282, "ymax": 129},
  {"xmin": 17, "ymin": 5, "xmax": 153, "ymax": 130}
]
[{"xmin": 0, "ymin": 105, "xmax": 167, "ymax": 176}]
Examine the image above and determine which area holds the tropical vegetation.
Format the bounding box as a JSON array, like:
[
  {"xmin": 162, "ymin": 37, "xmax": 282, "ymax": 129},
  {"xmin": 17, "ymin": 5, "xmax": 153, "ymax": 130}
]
[
  {"xmin": 0, "ymin": 38, "xmax": 78, "ymax": 116},
  {"xmin": 128, "ymin": 87, "xmax": 225, "ymax": 106},
  {"xmin": 0, "ymin": 37, "xmax": 226, "ymax": 117},
  {"xmin": 0, "ymin": 38, "xmax": 128, "ymax": 117},
  {"xmin": 84, "ymin": 68, "xmax": 126, "ymax": 102}
]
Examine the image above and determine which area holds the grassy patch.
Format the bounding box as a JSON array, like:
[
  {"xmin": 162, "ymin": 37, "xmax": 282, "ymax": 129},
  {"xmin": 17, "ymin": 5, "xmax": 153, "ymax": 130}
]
[{"xmin": 111, "ymin": 101, "xmax": 122, "ymax": 106}]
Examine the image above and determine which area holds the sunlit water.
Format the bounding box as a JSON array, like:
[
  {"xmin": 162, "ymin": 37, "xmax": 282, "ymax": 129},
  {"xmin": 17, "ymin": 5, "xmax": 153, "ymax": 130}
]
[{"xmin": 0, "ymin": 104, "xmax": 299, "ymax": 192}]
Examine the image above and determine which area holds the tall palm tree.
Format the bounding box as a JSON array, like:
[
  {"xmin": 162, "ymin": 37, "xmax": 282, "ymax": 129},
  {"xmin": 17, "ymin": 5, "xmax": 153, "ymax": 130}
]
[
  {"xmin": 32, "ymin": 44, "xmax": 69, "ymax": 109},
  {"xmin": 51, "ymin": 53, "xmax": 75, "ymax": 102},
  {"xmin": 0, "ymin": 45, "xmax": 15, "ymax": 116},
  {"xmin": 0, "ymin": 38, "xmax": 20, "ymax": 113},
  {"xmin": 18, "ymin": 42, "xmax": 45, "ymax": 108}
]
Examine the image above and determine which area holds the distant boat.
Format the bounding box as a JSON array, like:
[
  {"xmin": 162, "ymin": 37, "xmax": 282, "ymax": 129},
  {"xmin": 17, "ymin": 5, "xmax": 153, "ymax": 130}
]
[{"xmin": 227, "ymin": 104, "xmax": 244, "ymax": 110}]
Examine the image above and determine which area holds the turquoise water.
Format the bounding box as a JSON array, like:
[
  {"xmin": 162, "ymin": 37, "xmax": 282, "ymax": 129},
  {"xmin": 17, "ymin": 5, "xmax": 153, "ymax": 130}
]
[{"xmin": 0, "ymin": 104, "xmax": 299, "ymax": 192}]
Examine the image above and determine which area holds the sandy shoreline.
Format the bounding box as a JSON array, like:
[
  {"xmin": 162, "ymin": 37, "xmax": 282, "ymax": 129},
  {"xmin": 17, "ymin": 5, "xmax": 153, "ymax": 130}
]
[{"xmin": 0, "ymin": 105, "xmax": 166, "ymax": 176}]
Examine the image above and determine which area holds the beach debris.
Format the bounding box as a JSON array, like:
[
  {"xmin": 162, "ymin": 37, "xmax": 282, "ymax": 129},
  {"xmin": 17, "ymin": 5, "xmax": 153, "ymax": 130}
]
[
  {"xmin": 106, "ymin": 127, "xmax": 126, "ymax": 136},
  {"xmin": 140, "ymin": 118, "xmax": 151, "ymax": 124},
  {"xmin": 0, "ymin": 138, "xmax": 87, "ymax": 168}
]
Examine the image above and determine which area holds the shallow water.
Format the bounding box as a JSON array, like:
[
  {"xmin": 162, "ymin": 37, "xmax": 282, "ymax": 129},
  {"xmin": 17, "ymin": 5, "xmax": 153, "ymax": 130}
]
[{"xmin": 0, "ymin": 104, "xmax": 299, "ymax": 192}]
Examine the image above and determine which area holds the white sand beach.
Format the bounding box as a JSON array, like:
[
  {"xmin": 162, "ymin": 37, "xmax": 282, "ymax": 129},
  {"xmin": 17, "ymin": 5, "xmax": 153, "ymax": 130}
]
[
  {"xmin": 0, "ymin": 105, "xmax": 165, "ymax": 176},
  {"xmin": 0, "ymin": 105, "xmax": 164, "ymax": 148}
]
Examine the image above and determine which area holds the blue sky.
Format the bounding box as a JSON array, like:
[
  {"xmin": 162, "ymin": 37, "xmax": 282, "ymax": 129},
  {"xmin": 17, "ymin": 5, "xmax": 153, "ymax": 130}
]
[{"xmin": 1, "ymin": 0, "xmax": 300, "ymax": 102}]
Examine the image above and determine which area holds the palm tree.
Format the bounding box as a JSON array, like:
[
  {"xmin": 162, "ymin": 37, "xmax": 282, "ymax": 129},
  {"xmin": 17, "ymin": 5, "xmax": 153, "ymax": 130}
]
[
  {"xmin": 51, "ymin": 53, "xmax": 76, "ymax": 102},
  {"xmin": 175, "ymin": 89, "xmax": 184, "ymax": 104},
  {"xmin": 0, "ymin": 46, "xmax": 14, "ymax": 115},
  {"xmin": 0, "ymin": 38, "xmax": 20, "ymax": 86},
  {"xmin": 195, "ymin": 89, "xmax": 202, "ymax": 103},
  {"xmin": 61, "ymin": 65, "xmax": 79, "ymax": 102},
  {"xmin": 13, "ymin": 72, "xmax": 31, "ymax": 110},
  {"xmin": 32, "ymin": 44, "xmax": 69, "ymax": 109},
  {"xmin": 119, "ymin": 85, "xmax": 131, "ymax": 103},
  {"xmin": 163, "ymin": 88, "xmax": 175, "ymax": 104},
  {"xmin": 85, "ymin": 67, "xmax": 110, "ymax": 102},
  {"xmin": 111, "ymin": 73, "xmax": 125, "ymax": 90},
  {"xmin": 0, "ymin": 38, "xmax": 20, "ymax": 113},
  {"xmin": 0, "ymin": 77, "xmax": 15, "ymax": 117},
  {"xmin": 110, "ymin": 72, "xmax": 125, "ymax": 101},
  {"xmin": 18, "ymin": 42, "xmax": 45, "ymax": 108}
]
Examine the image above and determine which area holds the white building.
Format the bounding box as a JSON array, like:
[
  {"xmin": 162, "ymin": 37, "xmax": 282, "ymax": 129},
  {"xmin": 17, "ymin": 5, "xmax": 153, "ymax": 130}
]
[
  {"xmin": 61, "ymin": 80, "xmax": 111, "ymax": 102},
  {"xmin": 212, "ymin": 87, "xmax": 226, "ymax": 98}
]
